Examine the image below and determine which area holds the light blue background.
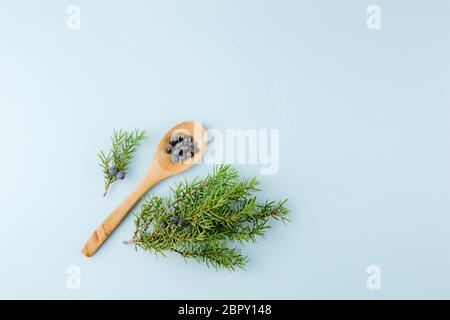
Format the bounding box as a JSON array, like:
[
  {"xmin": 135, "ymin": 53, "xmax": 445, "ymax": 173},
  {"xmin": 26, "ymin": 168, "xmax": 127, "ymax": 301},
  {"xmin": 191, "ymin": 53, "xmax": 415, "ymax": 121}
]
[{"xmin": 1, "ymin": 0, "xmax": 449, "ymax": 299}]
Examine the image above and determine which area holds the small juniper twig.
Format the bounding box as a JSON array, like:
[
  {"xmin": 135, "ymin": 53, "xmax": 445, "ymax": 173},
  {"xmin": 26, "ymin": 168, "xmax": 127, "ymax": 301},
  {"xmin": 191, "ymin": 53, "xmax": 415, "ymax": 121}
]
[{"xmin": 98, "ymin": 129, "xmax": 147, "ymax": 196}]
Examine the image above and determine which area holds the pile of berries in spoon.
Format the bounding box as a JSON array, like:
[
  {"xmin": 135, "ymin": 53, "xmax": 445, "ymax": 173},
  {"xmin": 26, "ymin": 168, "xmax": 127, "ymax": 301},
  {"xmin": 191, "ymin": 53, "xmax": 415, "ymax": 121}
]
[{"xmin": 165, "ymin": 132, "xmax": 197, "ymax": 164}]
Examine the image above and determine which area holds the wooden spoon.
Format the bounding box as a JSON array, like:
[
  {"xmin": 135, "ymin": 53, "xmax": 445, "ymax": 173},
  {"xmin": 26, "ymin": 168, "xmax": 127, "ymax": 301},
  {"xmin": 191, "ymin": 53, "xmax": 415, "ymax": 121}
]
[{"xmin": 81, "ymin": 121, "xmax": 208, "ymax": 257}]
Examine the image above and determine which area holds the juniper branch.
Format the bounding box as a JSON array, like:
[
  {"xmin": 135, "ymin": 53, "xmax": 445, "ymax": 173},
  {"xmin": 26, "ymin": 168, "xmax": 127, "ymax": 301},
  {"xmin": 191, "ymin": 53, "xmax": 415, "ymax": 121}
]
[{"xmin": 126, "ymin": 165, "xmax": 289, "ymax": 271}]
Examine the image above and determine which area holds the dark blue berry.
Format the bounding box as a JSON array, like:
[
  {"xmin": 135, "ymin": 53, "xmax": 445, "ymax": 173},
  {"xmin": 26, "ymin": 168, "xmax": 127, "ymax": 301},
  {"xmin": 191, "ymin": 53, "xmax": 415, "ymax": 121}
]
[
  {"xmin": 172, "ymin": 216, "xmax": 179, "ymax": 225},
  {"xmin": 116, "ymin": 171, "xmax": 125, "ymax": 180},
  {"xmin": 159, "ymin": 221, "xmax": 167, "ymax": 228},
  {"xmin": 180, "ymin": 145, "xmax": 190, "ymax": 157},
  {"xmin": 170, "ymin": 134, "xmax": 184, "ymax": 146},
  {"xmin": 171, "ymin": 153, "xmax": 180, "ymax": 163},
  {"xmin": 169, "ymin": 136, "xmax": 178, "ymax": 146},
  {"xmin": 180, "ymin": 220, "xmax": 187, "ymax": 227},
  {"xmin": 109, "ymin": 166, "xmax": 118, "ymax": 176}
]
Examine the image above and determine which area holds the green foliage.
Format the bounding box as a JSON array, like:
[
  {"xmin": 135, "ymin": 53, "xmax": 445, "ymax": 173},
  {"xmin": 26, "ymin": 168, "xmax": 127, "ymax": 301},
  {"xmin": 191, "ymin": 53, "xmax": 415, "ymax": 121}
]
[
  {"xmin": 127, "ymin": 165, "xmax": 289, "ymax": 271},
  {"xmin": 98, "ymin": 129, "xmax": 146, "ymax": 196}
]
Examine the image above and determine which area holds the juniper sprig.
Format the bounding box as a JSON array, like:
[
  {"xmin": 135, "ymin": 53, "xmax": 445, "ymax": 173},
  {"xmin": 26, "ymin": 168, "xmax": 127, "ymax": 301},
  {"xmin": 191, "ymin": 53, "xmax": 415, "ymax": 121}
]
[
  {"xmin": 98, "ymin": 129, "xmax": 146, "ymax": 196},
  {"xmin": 126, "ymin": 165, "xmax": 289, "ymax": 271}
]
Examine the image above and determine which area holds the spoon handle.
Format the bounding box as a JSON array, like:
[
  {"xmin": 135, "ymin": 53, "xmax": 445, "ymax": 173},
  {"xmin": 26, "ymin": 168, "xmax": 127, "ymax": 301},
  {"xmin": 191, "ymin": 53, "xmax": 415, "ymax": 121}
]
[{"xmin": 81, "ymin": 169, "xmax": 164, "ymax": 257}]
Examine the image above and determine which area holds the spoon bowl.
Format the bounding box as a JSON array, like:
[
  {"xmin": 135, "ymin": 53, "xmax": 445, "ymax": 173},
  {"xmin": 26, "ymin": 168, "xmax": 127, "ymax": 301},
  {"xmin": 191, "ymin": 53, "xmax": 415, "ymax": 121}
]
[
  {"xmin": 81, "ymin": 121, "xmax": 208, "ymax": 257},
  {"xmin": 152, "ymin": 121, "xmax": 207, "ymax": 176}
]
